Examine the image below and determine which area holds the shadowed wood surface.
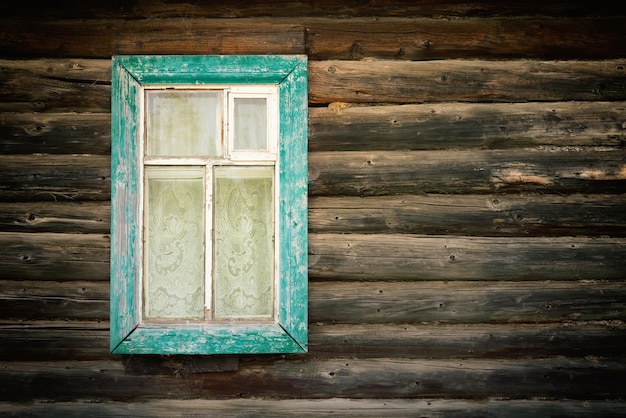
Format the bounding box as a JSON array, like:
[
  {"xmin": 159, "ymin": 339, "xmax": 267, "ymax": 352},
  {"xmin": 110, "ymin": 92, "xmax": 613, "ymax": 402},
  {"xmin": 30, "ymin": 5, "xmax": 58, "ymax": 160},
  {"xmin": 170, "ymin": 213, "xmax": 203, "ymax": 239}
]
[{"xmin": 0, "ymin": 2, "xmax": 625, "ymax": 415}]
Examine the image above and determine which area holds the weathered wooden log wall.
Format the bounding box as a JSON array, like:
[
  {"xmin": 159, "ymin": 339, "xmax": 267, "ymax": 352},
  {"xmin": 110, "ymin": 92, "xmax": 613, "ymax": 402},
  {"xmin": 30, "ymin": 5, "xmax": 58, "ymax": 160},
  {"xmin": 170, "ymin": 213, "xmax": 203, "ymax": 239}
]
[{"xmin": 1, "ymin": 1, "xmax": 626, "ymax": 416}]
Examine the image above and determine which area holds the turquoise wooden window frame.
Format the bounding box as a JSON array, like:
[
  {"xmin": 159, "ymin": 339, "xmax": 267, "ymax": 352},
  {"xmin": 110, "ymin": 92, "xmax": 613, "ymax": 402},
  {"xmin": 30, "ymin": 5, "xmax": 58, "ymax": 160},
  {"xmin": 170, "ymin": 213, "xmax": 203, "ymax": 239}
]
[{"xmin": 110, "ymin": 55, "xmax": 308, "ymax": 354}]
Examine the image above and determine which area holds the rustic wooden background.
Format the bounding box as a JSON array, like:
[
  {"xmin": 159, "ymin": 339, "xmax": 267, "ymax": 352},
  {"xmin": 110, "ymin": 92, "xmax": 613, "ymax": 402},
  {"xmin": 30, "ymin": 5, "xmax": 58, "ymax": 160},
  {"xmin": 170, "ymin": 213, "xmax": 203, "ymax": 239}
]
[{"xmin": 1, "ymin": 1, "xmax": 625, "ymax": 416}]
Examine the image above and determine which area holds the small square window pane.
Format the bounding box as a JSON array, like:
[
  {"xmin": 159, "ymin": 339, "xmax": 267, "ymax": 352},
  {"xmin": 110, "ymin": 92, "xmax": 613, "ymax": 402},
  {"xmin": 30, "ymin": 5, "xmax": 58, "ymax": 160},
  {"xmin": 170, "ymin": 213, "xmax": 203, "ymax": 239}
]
[
  {"xmin": 213, "ymin": 166, "xmax": 274, "ymax": 320},
  {"xmin": 233, "ymin": 98, "xmax": 267, "ymax": 151},
  {"xmin": 144, "ymin": 167, "xmax": 205, "ymax": 320},
  {"xmin": 146, "ymin": 90, "xmax": 222, "ymax": 157}
]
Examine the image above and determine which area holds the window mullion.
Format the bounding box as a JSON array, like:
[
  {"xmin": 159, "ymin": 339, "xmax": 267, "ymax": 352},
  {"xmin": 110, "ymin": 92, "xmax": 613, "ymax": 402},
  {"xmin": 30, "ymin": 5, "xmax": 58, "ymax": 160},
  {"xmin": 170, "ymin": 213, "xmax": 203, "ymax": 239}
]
[{"xmin": 204, "ymin": 163, "xmax": 213, "ymax": 321}]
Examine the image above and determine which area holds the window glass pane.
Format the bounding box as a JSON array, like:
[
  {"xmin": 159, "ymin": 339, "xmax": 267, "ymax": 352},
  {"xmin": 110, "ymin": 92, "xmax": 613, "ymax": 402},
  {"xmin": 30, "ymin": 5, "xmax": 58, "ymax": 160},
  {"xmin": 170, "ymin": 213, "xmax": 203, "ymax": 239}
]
[
  {"xmin": 213, "ymin": 166, "xmax": 274, "ymax": 319},
  {"xmin": 233, "ymin": 98, "xmax": 267, "ymax": 151},
  {"xmin": 144, "ymin": 167, "xmax": 205, "ymax": 320},
  {"xmin": 146, "ymin": 90, "xmax": 221, "ymax": 157}
]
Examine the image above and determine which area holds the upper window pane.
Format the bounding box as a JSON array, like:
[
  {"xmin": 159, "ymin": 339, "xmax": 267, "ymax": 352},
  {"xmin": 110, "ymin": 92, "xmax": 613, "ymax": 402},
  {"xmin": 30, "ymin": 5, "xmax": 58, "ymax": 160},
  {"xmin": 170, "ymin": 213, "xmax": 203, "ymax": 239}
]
[
  {"xmin": 233, "ymin": 97, "xmax": 267, "ymax": 151},
  {"xmin": 146, "ymin": 90, "xmax": 222, "ymax": 157}
]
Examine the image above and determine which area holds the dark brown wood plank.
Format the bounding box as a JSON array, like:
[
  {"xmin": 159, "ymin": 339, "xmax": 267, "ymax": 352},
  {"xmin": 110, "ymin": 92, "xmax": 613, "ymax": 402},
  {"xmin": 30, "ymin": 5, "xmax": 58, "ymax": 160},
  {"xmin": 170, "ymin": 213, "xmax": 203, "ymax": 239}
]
[
  {"xmin": 310, "ymin": 234, "xmax": 626, "ymax": 281},
  {"xmin": 3, "ymin": 321, "xmax": 623, "ymax": 361},
  {"xmin": 3, "ymin": 1, "xmax": 625, "ymax": 19},
  {"xmin": 0, "ymin": 60, "xmax": 111, "ymax": 112},
  {"xmin": 310, "ymin": 280, "xmax": 626, "ymax": 324},
  {"xmin": 0, "ymin": 280, "xmax": 108, "ymax": 321},
  {"xmin": 6, "ymin": 149, "xmax": 625, "ymax": 202},
  {"xmin": 310, "ymin": 322, "xmax": 626, "ymax": 359},
  {"xmin": 4, "ymin": 59, "xmax": 626, "ymax": 112},
  {"xmin": 4, "ymin": 192, "xmax": 622, "ymax": 237},
  {"xmin": 0, "ymin": 19, "xmax": 304, "ymax": 59},
  {"xmin": 0, "ymin": 233, "xmax": 110, "ymax": 281},
  {"xmin": 0, "ymin": 113, "xmax": 110, "ymax": 154},
  {"xmin": 309, "ymin": 194, "xmax": 626, "ymax": 237},
  {"xmin": 305, "ymin": 17, "xmax": 626, "ymax": 60},
  {"xmin": 0, "ymin": 358, "xmax": 624, "ymax": 401},
  {"xmin": 309, "ymin": 102, "xmax": 626, "ymax": 152},
  {"xmin": 0, "ymin": 321, "xmax": 113, "ymax": 361},
  {"xmin": 309, "ymin": 149, "xmax": 626, "ymax": 196},
  {"xmin": 0, "ymin": 155, "xmax": 110, "ymax": 202},
  {"xmin": 4, "ymin": 278, "xmax": 624, "ymax": 325},
  {"xmin": 3, "ymin": 231, "xmax": 624, "ymax": 282},
  {"xmin": 2, "ymin": 192, "xmax": 625, "ymax": 237},
  {"xmin": 0, "ymin": 202, "xmax": 110, "ymax": 234},
  {"xmin": 2, "ymin": 399, "xmax": 626, "ymax": 418},
  {"xmin": 2, "ymin": 17, "xmax": 626, "ymax": 59},
  {"xmin": 309, "ymin": 59, "xmax": 626, "ymax": 104}
]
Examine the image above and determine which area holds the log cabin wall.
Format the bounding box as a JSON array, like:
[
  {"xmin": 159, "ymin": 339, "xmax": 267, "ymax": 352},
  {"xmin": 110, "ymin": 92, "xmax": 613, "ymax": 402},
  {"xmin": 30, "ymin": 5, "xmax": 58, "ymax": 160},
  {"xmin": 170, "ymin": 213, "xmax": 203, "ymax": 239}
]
[{"xmin": 1, "ymin": 1, "xmax": 626, "ymax": 416}]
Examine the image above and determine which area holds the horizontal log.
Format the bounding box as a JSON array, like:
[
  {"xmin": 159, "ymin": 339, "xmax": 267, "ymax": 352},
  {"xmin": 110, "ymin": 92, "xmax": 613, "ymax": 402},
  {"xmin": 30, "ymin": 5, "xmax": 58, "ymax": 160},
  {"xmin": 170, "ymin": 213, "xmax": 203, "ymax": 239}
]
[
  {"xmin": 309, "ymin": 149, "xmax": 626, "ymax": 196},
  {"xmin": 0, "ymin": 155, "xmax": 110, "ymax": 201},
  {"xmin": 3, "ymin": 59, "xmax": 626, "ymax": 112},
  {"xmin": 310, "ymin": 322, "xmax": 626, "ymax": 359},
  {"xmin": 2, "ymin": 231, "xmax": 624, "ymax": 282},
  {"xmin": 310, "ymin": 280, "xmax": 626, "ymax": 324},
  {"xmin": 309, "ymin": 194, "xmax": 626, "ymax": 237},
  {"xmin": 2, "ymin": 399, "xmax": 626, "ymax": 418},
  {"xmin": 3, "ymin": 193, "xmax": 625, "ymax": 237},
  {"xmin": 3, "ymin": 1, "xmax": 625, "ymax": 19},
  {"xmin": 0, "ymin": 357, "xmax": 624, "ymax": 400},
  {"xmin": 0, "ymin": 60, "xmax": 111, "ymax": 112},
  {"xmin": 4, "ymin": 149, "xmax": 625, "ymax": 201},
  {"xmin": 2, "ymin": 320, "xmax": 624, "ymax": 361},
  {"xmin": 3, "ymin": 101, "xmax": 625, "ymax": 155},
  {"xmin": 0, "ymin": 202, "xmax": 110, "ymax": 234},
  {"xmin": 309, "ymin": 102, "xmax": 626, "ymax": 151},
  {"xmin": 0, "ymin": 19, "xmax": 304, "ymax": 59},
  {"xmin": 0, "ymin": 112, "xmax": 110, "ymax": 154},
  {"xmin": 0, "ymin": 280, "xmax": 109, "ymax": 321},
  {"xmin": 306, "ymin": 17, "xmax": 626, "ymax": 60},
  {"xmin": 309, "ymin": 59, "xmax": 626, "ymax": 104},
  {"xmin": 310, "ymin": 234, "xmax": 626, "ymax": 280},
  {"xmin": 0, "ymin": 321, "xmax": 112, "ymax": 361},
  {"xmin": 2, "ymin": 278, "xmax": 625, "ymax": 324},
  {"xmin": 2, "ymin": 17, "xmax": 626, "ymax": 60},
  {"xmin": 0, "ymin": 233, "xmax": 110, "ymax": 281}
]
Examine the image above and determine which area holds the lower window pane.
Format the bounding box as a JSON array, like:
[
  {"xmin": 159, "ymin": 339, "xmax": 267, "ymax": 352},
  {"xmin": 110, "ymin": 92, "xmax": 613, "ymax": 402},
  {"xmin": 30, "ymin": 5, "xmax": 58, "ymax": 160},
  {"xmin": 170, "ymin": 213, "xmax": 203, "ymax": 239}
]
[
  {"xmin": 144, "ymin": 167, "xmax": 205, "ymax": 320},
  {"xmin": 213, "ymin": 166, "xmax": 274, "ymax": 320}
]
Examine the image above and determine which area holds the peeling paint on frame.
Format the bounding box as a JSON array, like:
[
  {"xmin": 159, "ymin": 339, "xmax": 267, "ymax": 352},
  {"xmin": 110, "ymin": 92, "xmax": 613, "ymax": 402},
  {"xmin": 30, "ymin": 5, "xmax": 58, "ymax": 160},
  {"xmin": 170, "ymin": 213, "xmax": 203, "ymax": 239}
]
[{"xmin": 110, "ymin": 55, "xmax": 308, "ymax": 355}]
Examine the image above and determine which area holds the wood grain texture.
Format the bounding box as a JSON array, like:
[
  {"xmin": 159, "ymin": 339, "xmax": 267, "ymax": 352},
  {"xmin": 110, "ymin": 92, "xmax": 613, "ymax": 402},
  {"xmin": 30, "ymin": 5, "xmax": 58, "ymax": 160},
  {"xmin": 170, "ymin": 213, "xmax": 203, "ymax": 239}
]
[
  {"xmin": 306, "ymin": 17, "xmax": 626, "ymax": 60},
  {"xmin": 1, "ymin": 0, "xmax": 626, "ymax": 410},
  {"xmin": 2, "ymin": 17, "xmax": 626, "ymax": 59},
  {"xmin": 7, "ymin": 148, "xmax": 624, "ymax": 201},
  {"xmin": 2, "ymin": 321, "xmax": 623, "ymax": 361},
  {"xmin": 0, "ymin": 155, "xmax": 110, "ymax": 202},
  {"xmin": 309, "ymin": 102, "xmax": 626, "ymax": 151},
  {"xmin": 309, "ymin": 59, "xmax": 626, "ymax": 104},
  {"xmin": 0, "ymin": 112, "xmax": 110, "ymax": 154},
  {"xmin": 3, "ymin": 278, "xmax": 624, "ymax": 325},
  {"xmin": 309, "ymin": 322, "xmax": 626, "ymax": 359},
  {"xmin": 4, "ymin": 59, "xmax": 626, "ymax": 111},
  {"xmin": 0, "ymin": 233, "xmax": 110, "ymax": 281},
  {"xmin": 309, "ymin": 149, "xmax": 626, "ymax": 196},
  {"xmin": 3, "ymin": 1, "xmax": 625, "ymax": 19},
  {"xmin": 0, "ymin": 202, "xmax": 110, "ymax": 233},
  {"xmin": 309, "ymin": 280, "xmax": 626, "ymax": 324},
  {"xmin": 309, "ymin": 194, "xmax": 626, "ymax": 237},
  {"xmin": 0, "ymin": 19, "xmax": 305, "ymax": 58},
  {"xmin": 0, "ymin": 358, "xmax": 624, "ymax": 401},
  {"xmin": 309, "ymin": 234, "xmax": 626, "ymax": 280},
  {"xmin": 2, "ymin": 399, "xmax": 626, "ymax": 417}
]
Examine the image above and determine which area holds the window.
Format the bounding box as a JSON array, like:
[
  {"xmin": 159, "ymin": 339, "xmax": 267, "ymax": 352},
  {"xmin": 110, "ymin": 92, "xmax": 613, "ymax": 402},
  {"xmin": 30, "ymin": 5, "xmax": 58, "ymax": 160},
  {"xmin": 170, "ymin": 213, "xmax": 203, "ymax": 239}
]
[{"xmin": 110, "ymin": 55, "xmax": 308, "ymax": 354}]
